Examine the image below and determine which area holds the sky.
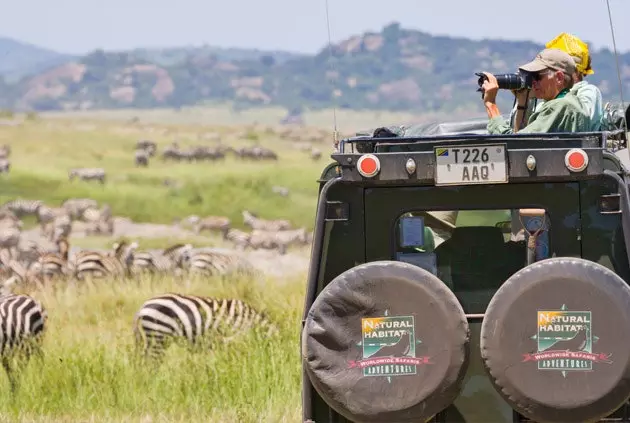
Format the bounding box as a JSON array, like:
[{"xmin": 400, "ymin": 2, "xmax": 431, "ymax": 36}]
[{"xmin": 1, "ymin": 0, "xmax": 630, "ymax": 55}]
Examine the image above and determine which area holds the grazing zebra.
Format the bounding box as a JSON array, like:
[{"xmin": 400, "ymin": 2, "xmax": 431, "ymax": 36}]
[
  {"xmin": 68, "ymin": 168, "xmax": 106, "ymax": 184},
  {"xmin": 35, "ymin": 238, "xmax": 71, "ymax": 281},
  {"xmin": 271, "ymin": 186, "xmax": 290, "ymax": 197},
  {"xmin": 0, "ymin": 158, "xmax": 10, "ymax": 174},
  {"xmin": 242, "ymin": 210, "xmax": 291, "ymax": 231},
  {"xmin": 249, "ymin": 228, "xmax": 309, "ymax": 255},
  {"xmin": 0, "ymin": 145, "xmax": 10, "ymax": 159},
  {"xmin": 62, "ymin": 198, "xmax": 99, "ymax": 220},
  {"xmin": 185, "ymin": 248, "xmax": 256, "ymax": 277},
  {"xmin": 135, "ymin": 149, "xmax": 149, "ymax": 167},
  {"xmin": 133, "ymin": 294, "xmax": 278, "ymax": 360},
  {"xmin": 189, "ymin": 215, "xmax": 231, "ymax": 236},
  {"xmin": 1, "ymin": 199, "xmax": 43, "ymax": 219},
  {"xmin": 0, "ymin": 222, "xmax": 21, "ymax": 260},
  {"xmin": 0, "ymin": 285, "xmax": 47, "ymax": 393},
  {"xmin": 73, "ymin": 241, "xmax": 137, "ymax": 280},
  {"xmin": 130, "ymin": 244, "xmax": 192, "ymax": 276},
  {"xmin": 136, "ymin": 140, "xmax": 157, "ymax": 156},
  {"xmin": 224, "ymin": 228, "xmax": 250, "ymax": 250}
]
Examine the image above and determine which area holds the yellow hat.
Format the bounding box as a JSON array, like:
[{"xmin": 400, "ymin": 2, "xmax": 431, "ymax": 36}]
[{"xmin": 546, "ymin": 32, "xmax": 594, "ymax": 75}]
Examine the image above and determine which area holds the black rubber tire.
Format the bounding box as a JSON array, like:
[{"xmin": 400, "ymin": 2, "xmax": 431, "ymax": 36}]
[
  {"xmin": 302, "ymin": 260, "xmax": 470, "ymax": 423},
  {"xmin": 481, "ymin": 257, "xmax": 630, "ymax": 423}
]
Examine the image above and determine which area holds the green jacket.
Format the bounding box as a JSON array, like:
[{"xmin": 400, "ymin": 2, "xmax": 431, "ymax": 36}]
[{"xmin": 488, "ymin": 90, "xmax": 590, "ymax": 134}]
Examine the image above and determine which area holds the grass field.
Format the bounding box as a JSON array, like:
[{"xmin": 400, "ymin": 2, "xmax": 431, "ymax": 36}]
[
  {"xmin": 0, "ymin": 115, "xmax": 330, "ymax": 229},
  {"xmin": 0, "ymin": 273, "xmax": 304, "ymax": 423}
]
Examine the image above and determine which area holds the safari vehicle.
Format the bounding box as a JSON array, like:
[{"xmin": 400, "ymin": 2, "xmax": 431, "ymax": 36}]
[{"xmin": 300, "ymin": 107, "xmax": 630, "ymax": 423}]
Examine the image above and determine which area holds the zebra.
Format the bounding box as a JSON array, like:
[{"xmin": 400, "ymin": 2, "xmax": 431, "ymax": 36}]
[
  {"xmin": 310, "ymin": 148, "xmax": 322, "ymax": 161},
  {"xmin": 0, "ymin": 158, "xmax": 10, "ymax": 174},
  {"xmin": 249, "ymin": 228, "xmax": 309, "ymax": 255},
  {"xmin": 189, "ymin": 215, "xmax": 231, "ymax": 236},
  {"xmin": 136, "ymin": 140, "xmax": 157, "ymax": 156},
  {"xmin": 0, "ymin": 283, "xmax": 47, "ymax": 393},
  {"xmin": 130, "ymin": 244, "xmax": 192, "ymax": 276},
  {"xmin": 242, "ymin": 210, "xmax": 291, "ymax": 231},
  {"xmin": 224, "ymin": 228, "xmax": 251, "ymax": 250},
  {"xmin": 36, "ymin": 206, "xmax": 69, "ymax": 240},
  {"xmin": 0, "ymin": 145, "xmax": 10, "ymax": 159},
  {"xmin": 1, "ymin": 199, "xmax": 43, "ymax": 219},
  {"xmin": 132, "ymin": 294, "xmax": 278, "ymax": 361},
  {"xmin": 35, "ymin": 238, "xmax": 71, "ymax": 281},
  {"xmin": 271, "ymin": 186, "xmax": 290, "ymax": 197},
  {"xmin": 68, "ymin": 168, "xmax": 106, "ymax": 184},
  {"xmin": 135, "ymin": 149, "xmax": 149, "ymax": 167},
  {"xmin": 185, "ymin": 248, "xmax": 256, "ymax": 277},
  {"xmin": 73, "ymin": 241, "xmax": 137, "ymax": 280},
  {"xmin": 62, "ymin": 198, "xmax": 99, "ymax": 220},
  {"xmin": 0, "ymin": 221, "xmax": 21, "ymax": 260}
]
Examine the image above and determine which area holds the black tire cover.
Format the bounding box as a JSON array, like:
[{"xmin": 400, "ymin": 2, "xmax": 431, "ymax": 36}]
[
  {"xmin": 481, "ymin": 257, "xmax": 630, "ymax": 423},
  {"xmin": 302, "ymin": 260, "xmax": 470, "ymax": 422}
]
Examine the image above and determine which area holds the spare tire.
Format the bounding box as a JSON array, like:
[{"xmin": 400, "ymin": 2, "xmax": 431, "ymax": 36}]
[
  {"xmin": 481, "ymin": 257, "xmax": 630, "ymax": 423},
  {"xmin": 302, "ymin": 260, "xmax": 470, "ymax": 422}
]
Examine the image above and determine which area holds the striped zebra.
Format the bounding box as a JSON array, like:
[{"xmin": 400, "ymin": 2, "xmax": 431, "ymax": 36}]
[
  {"xmin": 35, "ymin": 238, "xmax": 71, "ymax": 281},
  {"xmin": 68, "ymin": 168, "xmax": 106, "ymax": 184},
  {"xmin": 189, "ymin": 215, "xmax": 231, "ymax": 236},
  {"xmin": 1, "ymin": 199, "xmax": 43, "ymax": 219},
  {"xmin": 133, "ymin": 294, "xmax": 278, "ymax": 360},
  {"xmin": 0, "ymin": 284, "xmax": 47, "ymax": 393},
  {"xmin": 249, "ymin": 228, "xmax": 309, "ymax": 255},
  {"xmin": 130, "ymin": 244, "xmax": 192, "ymax": 276},
  {"xmin": 36, "ymin": 206, "xmax": 69, "ymax": 239},
  {"xmin": 185, "ymin": 248, "xmax": 256, "ymax": 277},
  {"xmin": 73, "ymin": 241, "xmax": 137, "ymax": 280},
  {"xmin": 224, "ymin": 228, "xmax": 250, "ymax": 250},
  {"xmin": 0, "ymin": 158, "xmax": 10, "ymax": 174},
  {"xmin": 242, "ymin": 210, "xmax": 291, "ymax": 231},
  {"xmin": 62, "ymin": 198, "xmax": 99, "ymax": 220},
  {"xmin": 0, "ymin": 220, "xmax": 21, "ymax": 260},
  {"xmin": 135, "ymin": 149, "xmax": 149, "ymax": 167}
]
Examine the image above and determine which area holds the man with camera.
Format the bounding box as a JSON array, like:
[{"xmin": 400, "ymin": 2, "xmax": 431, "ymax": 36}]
[
  {"xmin": 480, "ymin": 48, "xmax": 589, "ymax": 134},
  {"xmin": 510, "ymin": 33, "xmax": 603, "ymax": 132}
]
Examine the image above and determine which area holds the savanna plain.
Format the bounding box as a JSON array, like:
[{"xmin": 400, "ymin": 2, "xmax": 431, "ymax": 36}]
[{"xmin": 0, "ymin": 106, "xmax": 358, "ymax": 423}]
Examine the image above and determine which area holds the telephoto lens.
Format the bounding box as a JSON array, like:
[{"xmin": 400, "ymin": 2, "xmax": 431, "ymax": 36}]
[{"xmin": 476, "ymin": 71, "xmax": 534, "ymax": 91}]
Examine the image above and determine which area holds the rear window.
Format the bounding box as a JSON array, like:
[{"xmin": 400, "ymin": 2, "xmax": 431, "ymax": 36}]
[{"xmin": 394, "ymin": 208, "xmax": 550, "ymax": 313}]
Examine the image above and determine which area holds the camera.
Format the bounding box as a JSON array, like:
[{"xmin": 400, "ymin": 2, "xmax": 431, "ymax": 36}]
[{"xmin": 476, "ymin": 70, "xmax": 535, "ymax": 92}]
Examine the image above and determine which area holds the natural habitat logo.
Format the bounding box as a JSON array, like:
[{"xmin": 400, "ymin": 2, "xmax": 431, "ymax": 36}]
[
  {"xmin": 349, "ymin": 310, "xmax": 430, "ymax": 382},
  {"xmin": 523, "ymin": 304, "xmax": 612, "ymax": 376}
]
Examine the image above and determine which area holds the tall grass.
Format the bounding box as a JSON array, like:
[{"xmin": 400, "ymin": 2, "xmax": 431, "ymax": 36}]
[{"xmin": 0, "ymin": 273, "xmax": 305, "ymax": 422}]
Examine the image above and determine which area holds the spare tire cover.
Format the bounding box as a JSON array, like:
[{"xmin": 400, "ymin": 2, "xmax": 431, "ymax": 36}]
[
  {"xmin": 302, "ymin": 260, "xmax": 470, "ymax": 422},
  {"xmin": 481, "ymin": 257, "xmax": 630, "ymax": 423}
]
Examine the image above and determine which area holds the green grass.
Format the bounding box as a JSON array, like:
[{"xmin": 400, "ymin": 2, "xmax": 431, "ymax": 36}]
[
  {"xmin": 0, "ymin": 118, "xmax": 327, "ymax": 229},
  {"xmin": 0, "ymin": 273, "xmax": 304, "ymax": 423}
]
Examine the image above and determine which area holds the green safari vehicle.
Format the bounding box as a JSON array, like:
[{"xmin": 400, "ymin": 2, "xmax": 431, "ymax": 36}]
[{"xmin": 300, "ymin": 108, "xmax": 630, "ymax": 423}]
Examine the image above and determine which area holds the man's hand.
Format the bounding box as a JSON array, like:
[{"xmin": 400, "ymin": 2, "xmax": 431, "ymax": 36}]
[{"xmin": 481, "ymin": 72, "xmax": 499, "ymax": 104}]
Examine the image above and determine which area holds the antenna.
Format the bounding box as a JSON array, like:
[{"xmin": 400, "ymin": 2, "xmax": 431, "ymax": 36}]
[
  {"xmin": 606, "ymin": 0, "xmax": 628, "ymax": 133},
  {"xmin": 324, "ymin": 0, "xmax": 340, "ymax": 151}
]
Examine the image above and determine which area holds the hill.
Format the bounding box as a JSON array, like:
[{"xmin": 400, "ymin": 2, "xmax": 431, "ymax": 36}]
[
  {"xmin": 0, "ymin": 37, "xmax": 76, "ymax": 83},
  {"xmin": 2, "ymin": 23, "xmax": 629, "ymax": 115}
]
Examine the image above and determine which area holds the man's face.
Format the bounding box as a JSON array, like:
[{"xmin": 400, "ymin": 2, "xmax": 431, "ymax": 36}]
[{"xmin": 531, "ymin": 68, "xmax": 564, "ymax": 101}]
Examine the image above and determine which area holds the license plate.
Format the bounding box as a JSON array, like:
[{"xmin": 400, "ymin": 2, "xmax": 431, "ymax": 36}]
[{"xmin": 434, "ymin": 144, "xmax": 508, "ymax": 186}]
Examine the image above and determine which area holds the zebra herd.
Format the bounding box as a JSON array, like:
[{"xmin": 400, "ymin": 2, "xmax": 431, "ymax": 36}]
[
  {"xmin": 183, "ymin": 210, "xmax": 313, "ymax": 255},
  {"xmin": 0, "ymin": 234, "xmax": 282, "ymax": 392},
  {"xmin": 0, "ymin": 198, "xmax": 114, "ymax": 254}
]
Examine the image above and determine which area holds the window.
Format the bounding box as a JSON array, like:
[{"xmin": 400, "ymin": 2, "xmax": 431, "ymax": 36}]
[{"xmin": 395, "ymin": 208, "xmax": 550, "ymax": 313}]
